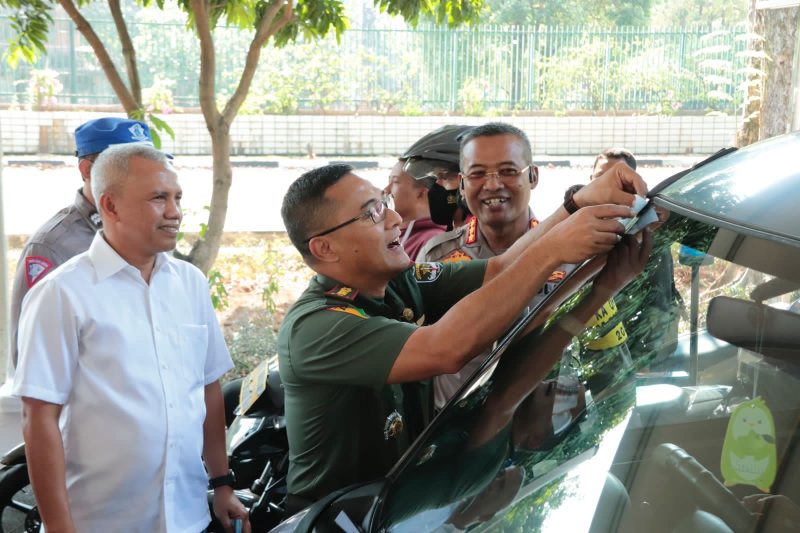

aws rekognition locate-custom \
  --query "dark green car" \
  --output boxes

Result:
[273,132,800,533]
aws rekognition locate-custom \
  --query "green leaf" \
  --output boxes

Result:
[149,127,162,149]
[149,113,176,140]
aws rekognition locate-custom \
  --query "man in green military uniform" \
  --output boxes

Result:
[279,161,646,508]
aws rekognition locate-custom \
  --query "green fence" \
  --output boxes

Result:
[0,16,749,114]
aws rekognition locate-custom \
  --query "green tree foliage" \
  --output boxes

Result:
[481,0,653,27]
[650,0,748,28]
[1,0,480,274]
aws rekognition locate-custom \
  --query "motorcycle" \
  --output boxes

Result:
[0,357,287,533]
[208,357,289,531]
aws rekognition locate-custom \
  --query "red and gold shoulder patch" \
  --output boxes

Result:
[547,270,566,282]
[25,256,54,288]
[326,306,368,319]
[465,216,478,245]
[530,217,539,230]
[442,250,472,264]
[325,285,359,301]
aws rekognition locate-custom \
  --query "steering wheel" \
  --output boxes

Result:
[653,443,756,533]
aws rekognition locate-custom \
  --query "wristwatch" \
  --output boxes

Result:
[563,184,584,215]
[209,470,236,489]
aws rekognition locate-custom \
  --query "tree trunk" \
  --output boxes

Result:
[188,122,232,274]
[737,0,765,147]
[758,6,799,140]
[739,3,799,147]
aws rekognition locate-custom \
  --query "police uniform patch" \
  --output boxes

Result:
[90,212,102,228]
[384,410,404,440]
[414,262,443,283]
[326,306,368,319]
[443,250,472,264]
[325,285,359,301]
[25,256,53,288]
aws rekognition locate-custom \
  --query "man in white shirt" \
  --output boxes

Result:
[13,143,250,532]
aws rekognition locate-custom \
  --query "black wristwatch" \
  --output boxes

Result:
[563,184,585,215]
[209,470,236,489]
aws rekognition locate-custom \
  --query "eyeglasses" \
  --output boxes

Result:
[462,165,531,186]
[304,194,395,242]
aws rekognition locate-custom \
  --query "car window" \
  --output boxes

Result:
[378,209,800,533]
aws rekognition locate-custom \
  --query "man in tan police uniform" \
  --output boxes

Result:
[419,122,580,408]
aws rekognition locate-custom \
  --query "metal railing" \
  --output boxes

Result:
[0,16,749,114]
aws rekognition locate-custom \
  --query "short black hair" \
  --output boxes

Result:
[459,122,532,169]
[594,147,637,171]
[282,164,353,260]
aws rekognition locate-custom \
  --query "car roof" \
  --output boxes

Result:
[656,132,800,244]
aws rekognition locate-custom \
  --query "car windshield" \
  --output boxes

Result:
[377,205,800,533]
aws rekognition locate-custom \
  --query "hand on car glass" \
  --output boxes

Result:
[546,204,629,264]
[576,161,648,209]
[212,487,251,533]
[593,229,652,297]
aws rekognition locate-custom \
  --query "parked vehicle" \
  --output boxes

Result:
[209,358,289,532]
[272,132,800,532]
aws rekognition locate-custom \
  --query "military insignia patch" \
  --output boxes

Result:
[325,285,359,301]
[384,410,404,440]
[326,306,368,319]
[25,256,53,288]
[90,212,102,227]
[414,262,443,283]
[402,308,415,322]
[443,250,471,264]
[530,217,539,229]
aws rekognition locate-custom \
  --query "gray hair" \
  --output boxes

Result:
[91,143,171,202]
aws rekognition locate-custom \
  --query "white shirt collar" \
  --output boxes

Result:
[88,232,173,282]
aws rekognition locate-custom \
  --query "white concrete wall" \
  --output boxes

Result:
[1,111,739,156]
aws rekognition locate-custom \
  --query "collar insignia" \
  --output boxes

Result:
[384,410,404,440]
[530,217,539,229]
[90,212,102,227]
[547,270,566,282]
[402,308,414,322]
[465,216,478,245]
[325,285,358,301]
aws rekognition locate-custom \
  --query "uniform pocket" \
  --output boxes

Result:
[179,324,208,385]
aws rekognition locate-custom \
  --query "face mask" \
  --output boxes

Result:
[428,183,460,228]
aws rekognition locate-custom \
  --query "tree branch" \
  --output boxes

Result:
[107,0,142,105]
[222,0,294,123]
[58,0,138,113]
[190,0,222,131]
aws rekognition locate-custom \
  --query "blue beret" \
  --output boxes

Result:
[74,117,154,157]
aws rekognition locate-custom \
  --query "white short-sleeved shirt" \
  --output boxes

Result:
[13,232,233,533]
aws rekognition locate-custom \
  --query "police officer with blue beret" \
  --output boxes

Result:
[2,118,155,404]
